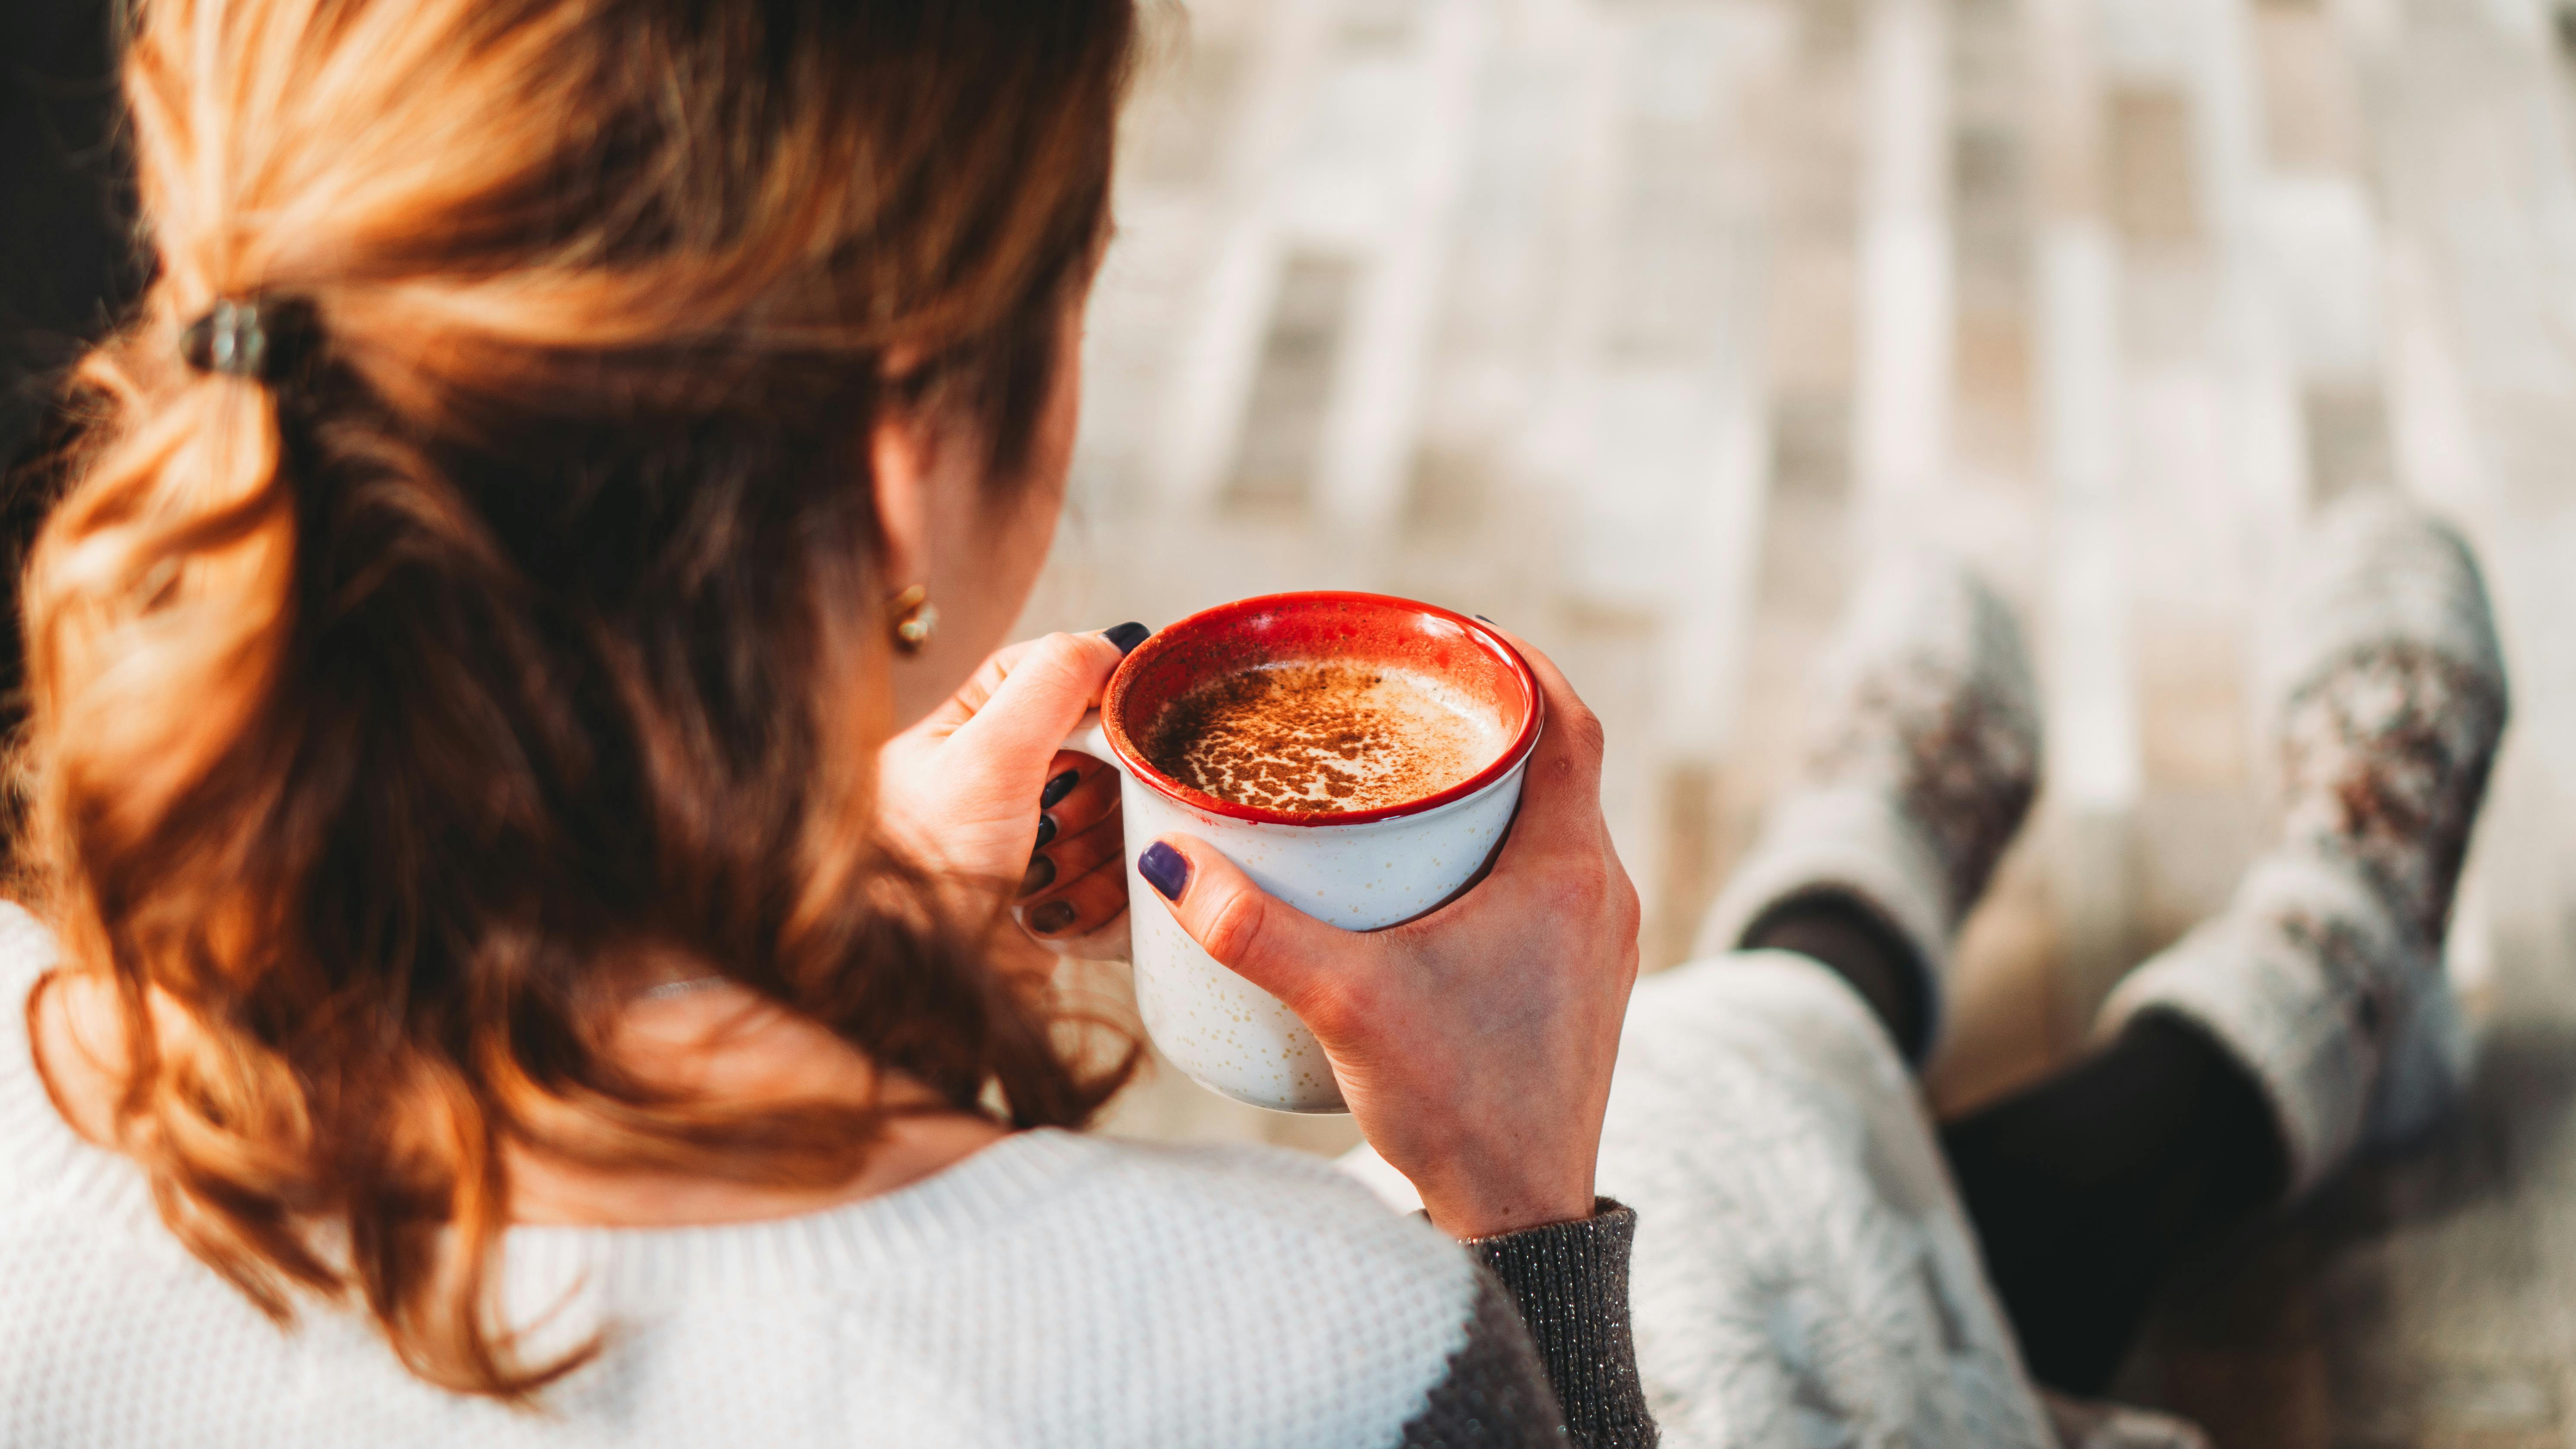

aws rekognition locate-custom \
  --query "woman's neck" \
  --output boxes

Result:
[30,970,1007,1229]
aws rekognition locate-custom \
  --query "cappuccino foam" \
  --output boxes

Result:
[1142,662,1507,815]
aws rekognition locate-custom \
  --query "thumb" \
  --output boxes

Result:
[1138,837,1372,1019]
[946,631,1125,761]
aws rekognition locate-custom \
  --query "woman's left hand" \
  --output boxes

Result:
[1132,633,1639,1238]
[876,627,1146,955]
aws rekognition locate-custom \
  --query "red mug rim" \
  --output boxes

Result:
[1097,592,1545,828]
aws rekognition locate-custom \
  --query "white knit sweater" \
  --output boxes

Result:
[0,907,1503,1448]
[5,899,2212,1449]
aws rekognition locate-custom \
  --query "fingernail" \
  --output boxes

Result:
[1138,841,1189,901]
[1101,621,1151,655]
[1040,769,1080,808]
[1028,900,1077,935]
[1033,813,1058,850]
[1019,854,1057,898]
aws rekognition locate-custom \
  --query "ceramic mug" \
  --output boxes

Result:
[1062,592,1543,1112]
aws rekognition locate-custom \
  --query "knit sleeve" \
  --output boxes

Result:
[1396,1201,1658,1449]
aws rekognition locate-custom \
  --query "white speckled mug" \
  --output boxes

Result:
[1064,592,1542,1113]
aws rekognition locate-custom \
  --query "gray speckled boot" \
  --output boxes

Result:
[1694,554,2043,1060]
[2097,497,2509,1197]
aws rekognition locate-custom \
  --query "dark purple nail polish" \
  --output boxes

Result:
[1019,854,1057,898]
[1033,813,1058,850]
[1028,900,1077,935]
[1102,621,1151,655]
[1138,841,1189,901]
[1040,769,1080,809]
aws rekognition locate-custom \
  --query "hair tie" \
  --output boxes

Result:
[179,296,319,383]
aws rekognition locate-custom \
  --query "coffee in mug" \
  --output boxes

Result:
[1139,662,1511,816]
[1063,592,1541,1112]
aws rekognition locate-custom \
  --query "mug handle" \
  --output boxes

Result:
[1061,710,1113,762]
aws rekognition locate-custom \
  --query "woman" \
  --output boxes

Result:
[0,0,2512,1446]
[3,2,1649,1444]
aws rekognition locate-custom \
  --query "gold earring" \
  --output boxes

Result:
[888,584,939,655]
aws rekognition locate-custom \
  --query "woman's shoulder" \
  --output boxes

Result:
[528,1130,1485,1445]
[1008,1128,1471,1290]
[1013,1131,1486,1338]
[1060,1131,1411,1217]
[882,1131,1486,1445]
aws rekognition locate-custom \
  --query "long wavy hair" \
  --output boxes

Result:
[18,0,1138,1400]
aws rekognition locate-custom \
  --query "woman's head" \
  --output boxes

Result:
[22,0,1136,1398]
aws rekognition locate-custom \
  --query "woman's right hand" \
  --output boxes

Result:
[1136,635,1642,1240]
[875,629,1140,955]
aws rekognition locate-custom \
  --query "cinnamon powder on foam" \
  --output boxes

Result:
[1141,662,1505,815]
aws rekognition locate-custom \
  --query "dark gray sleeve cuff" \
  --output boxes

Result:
[1461,1199,1656,1449]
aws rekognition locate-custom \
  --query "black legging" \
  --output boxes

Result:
[1746,893,2287,1394]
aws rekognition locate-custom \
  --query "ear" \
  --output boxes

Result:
[870,407,934,595]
